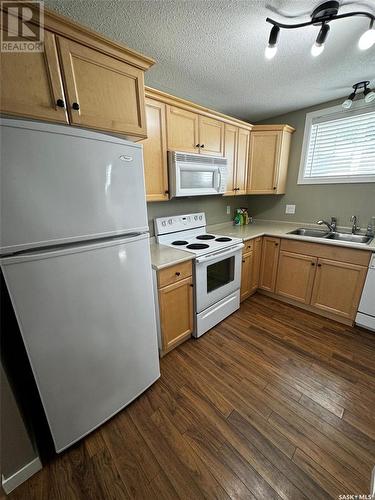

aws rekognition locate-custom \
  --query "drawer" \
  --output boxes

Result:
[243,239,254,254]
[280,239,371,267]
[158,260,193,288]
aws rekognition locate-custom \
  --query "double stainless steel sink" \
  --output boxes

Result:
[288,228,373,244]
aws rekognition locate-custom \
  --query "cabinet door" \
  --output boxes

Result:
[276,251,317,304]
[248,131,281,194]
[250,237,262,293]
[236,128,250,195]
[199,116,224,156]
[0,30,68,123]
[57,37,147,138]
[159,277,193,353]
[224,124,238,195]
[166,106,199,153]
[240,251,252,302]
[143,99,168,202]
[311,259,367,320]
[259,237,280,292]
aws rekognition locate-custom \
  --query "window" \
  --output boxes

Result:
[298,104,375,184]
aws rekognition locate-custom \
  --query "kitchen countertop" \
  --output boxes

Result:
[208,220,375,252]
[150,241,194,270]
[150,219,375,271]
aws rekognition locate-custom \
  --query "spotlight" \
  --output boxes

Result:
[364,87,375,103]
[265,25,279,59]
[358,21,375,50]
[342,92,356,109]
[311,23,329,57]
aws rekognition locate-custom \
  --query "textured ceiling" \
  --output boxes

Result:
[44,0,375,121]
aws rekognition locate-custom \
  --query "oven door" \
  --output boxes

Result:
[195,243,244,313]
[173,164,222,197]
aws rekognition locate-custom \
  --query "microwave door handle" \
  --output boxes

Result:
[215,169,221,189]
[196,243,244,264]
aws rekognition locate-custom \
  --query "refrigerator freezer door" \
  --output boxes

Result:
[1,233,160,452]
[1,119,148,254]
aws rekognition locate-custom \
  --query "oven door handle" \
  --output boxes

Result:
[196,243,244,264]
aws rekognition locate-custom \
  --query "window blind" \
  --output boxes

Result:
[303,110,375,179]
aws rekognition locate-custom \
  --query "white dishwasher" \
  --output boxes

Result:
[356,253,375,332]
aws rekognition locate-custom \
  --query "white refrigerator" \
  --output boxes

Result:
[0,119,160,452]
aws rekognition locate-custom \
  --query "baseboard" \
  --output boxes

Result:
[1,457,42,494]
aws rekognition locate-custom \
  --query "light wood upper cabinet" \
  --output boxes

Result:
[142,98,168,202]
[57,37,147,137]
[158,276,193,354]
[247,125,294,195]
[224,124,238,195]
[259,237,280,292]
[236,128,250,195]
[198,116,224,156]
[0,30,68,123]
[224,125,250,195]
[310,259,367,320]
[166,105,199,153]
[276,251,317,304]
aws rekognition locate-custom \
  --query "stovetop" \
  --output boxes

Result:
[154,212,242,256]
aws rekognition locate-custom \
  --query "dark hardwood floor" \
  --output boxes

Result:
[9,294,375,499]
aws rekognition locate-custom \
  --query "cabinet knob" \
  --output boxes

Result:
[311,262,315,266]
[273,187,277,190]
[190,283,194,287]
[195,144,200,148]
[201,144,205,148]
[317,263,322,267]
[72,102,80,110]
[175,272,181,276]
[164,190,169,194]
[275,243,279,246]
[242,259,245,263]
[56,98,65,108]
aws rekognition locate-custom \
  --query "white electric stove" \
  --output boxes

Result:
[155,213,244,337]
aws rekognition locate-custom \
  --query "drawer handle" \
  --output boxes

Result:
[175,272,181,276]
[72,102,80,110]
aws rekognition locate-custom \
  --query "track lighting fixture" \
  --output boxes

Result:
[265,1,375,59]
[342,81,375,109]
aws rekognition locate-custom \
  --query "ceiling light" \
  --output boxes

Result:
[265,25,279,59]
[364,87,375,103]
[342,92,355,109]
[265,1,375,59]
[342,81,375,109]
[358,21,375,50]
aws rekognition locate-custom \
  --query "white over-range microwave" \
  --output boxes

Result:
[168,151,228,197]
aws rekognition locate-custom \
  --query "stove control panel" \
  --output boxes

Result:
[155,212,206,236]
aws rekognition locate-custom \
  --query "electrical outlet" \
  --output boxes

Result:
[285,204,296,214]
[226,206,231,215]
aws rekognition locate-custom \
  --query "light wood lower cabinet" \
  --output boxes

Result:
[142,98,168,201]
[156,261,193,355]
[259,237,280,292]
[276,251,317,304]
[240,237,262,302]
[310,259,367,320]
[0,30,68,123]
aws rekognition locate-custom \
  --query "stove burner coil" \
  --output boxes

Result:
[215,237,232,242]
[196,234,215,240]
[171,240,188,245]
[186,243,210,249]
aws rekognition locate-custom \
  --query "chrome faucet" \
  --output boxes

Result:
[316,217,337,232]
[351,215,360,234]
